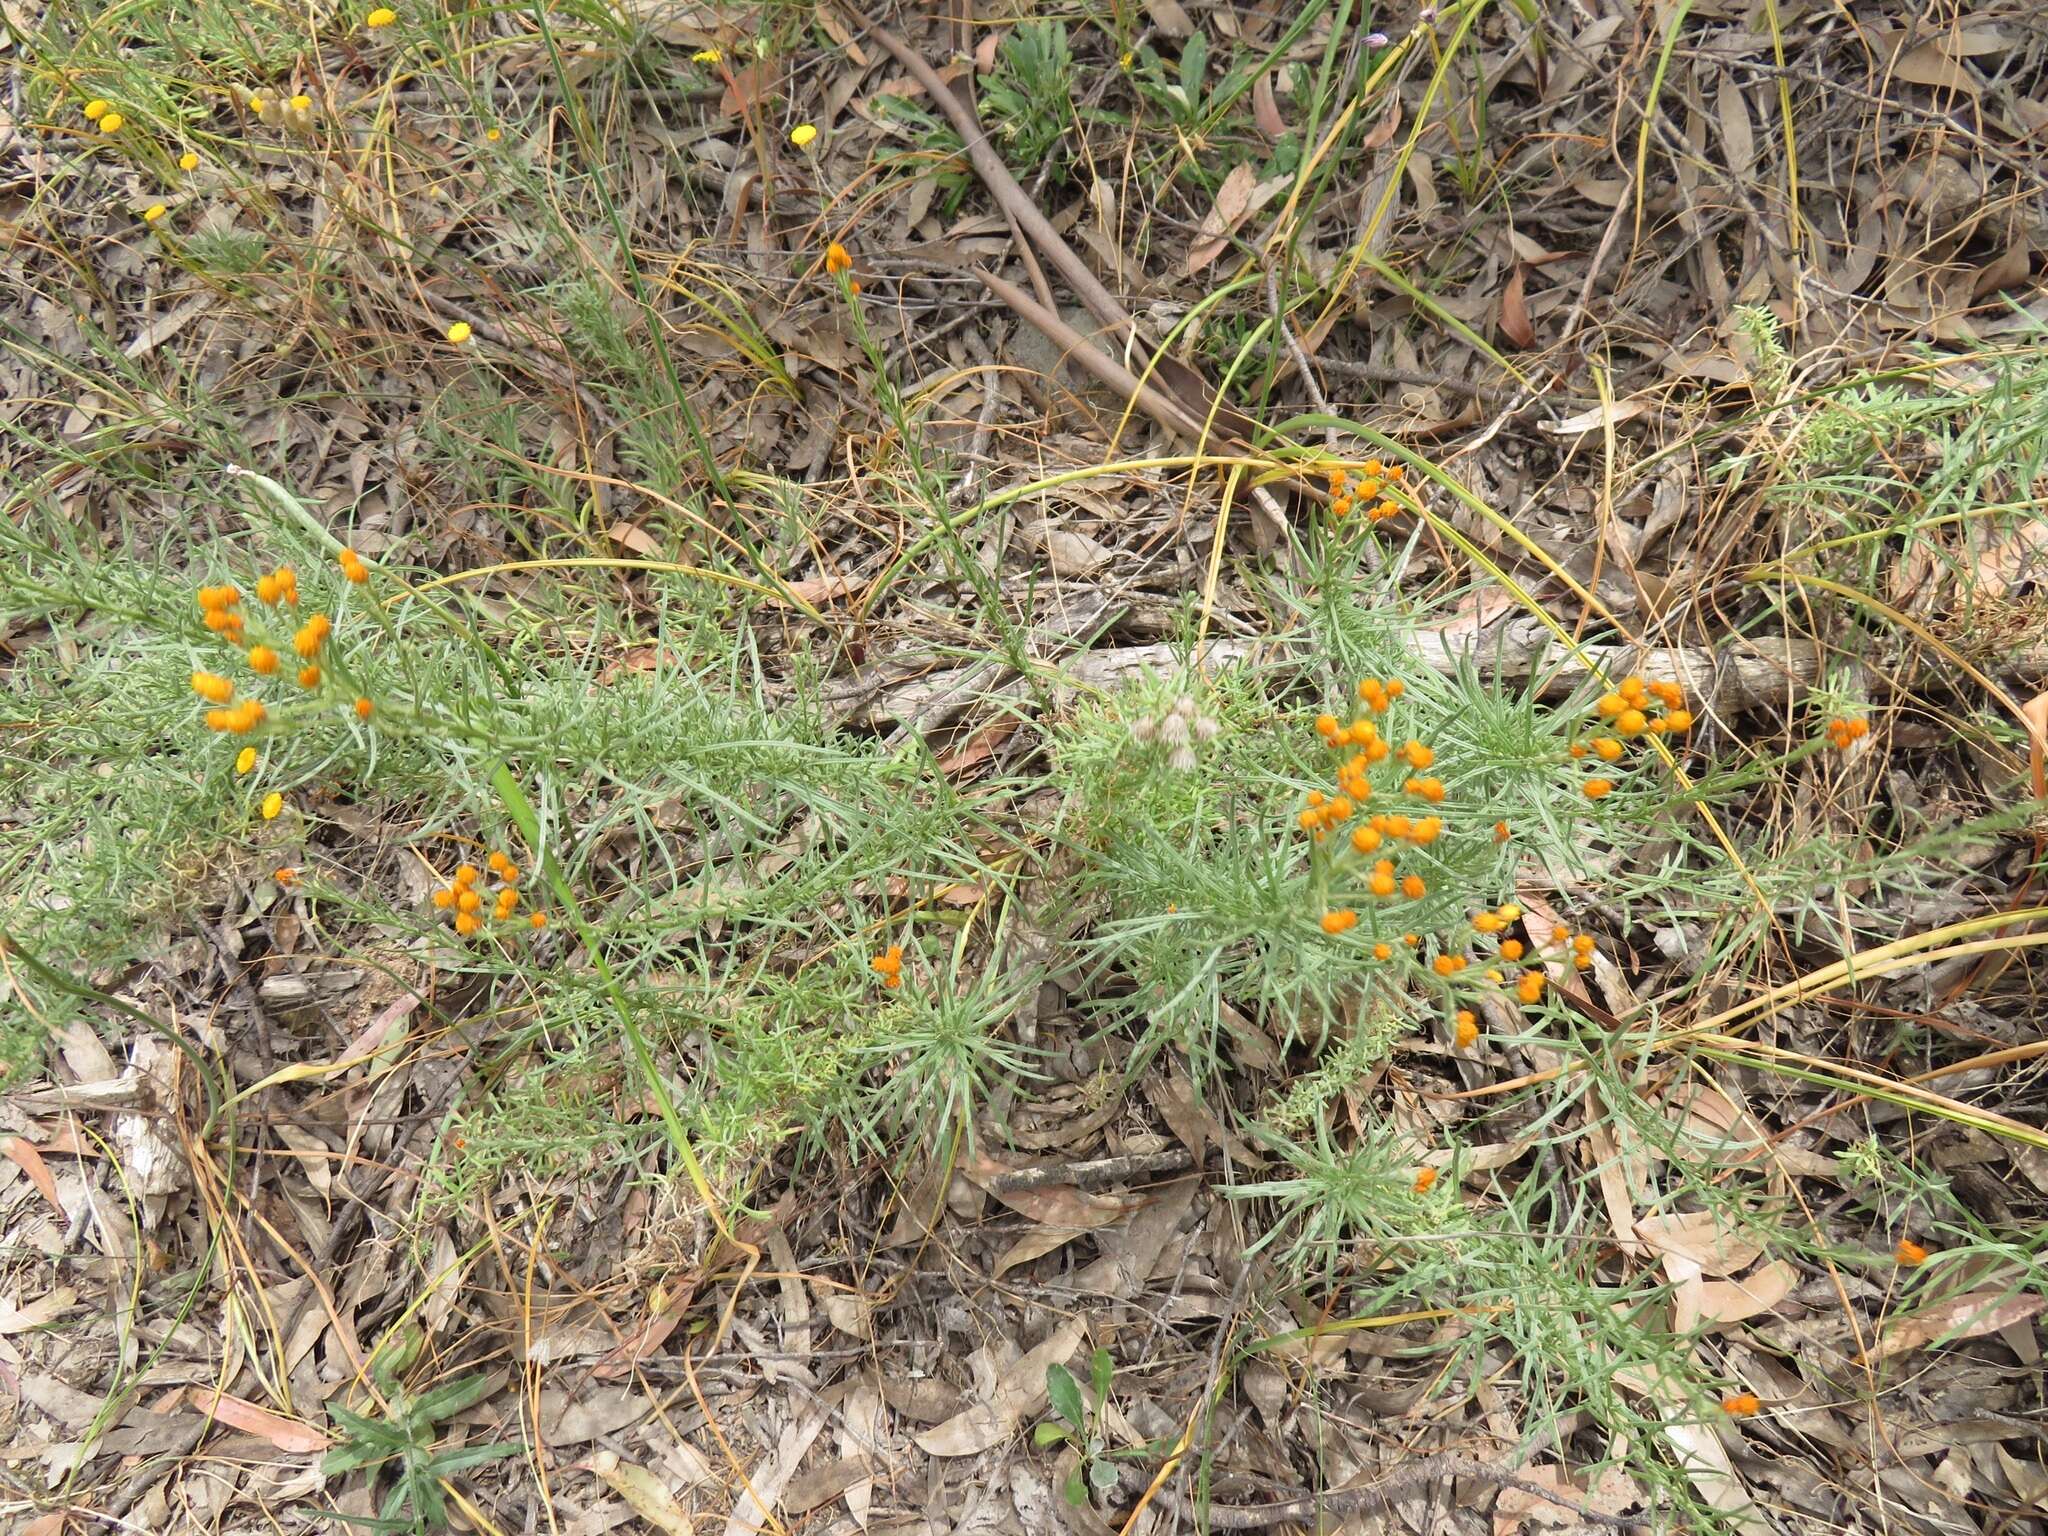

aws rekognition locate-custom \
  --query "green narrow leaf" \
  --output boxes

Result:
[324,1402,405,1448]
[1090,1347,1113,1404]
[1063,1465,1089,1506]
[409,1372,499,1426]
[425,1441,523,1476]
[321,1441,396,1477]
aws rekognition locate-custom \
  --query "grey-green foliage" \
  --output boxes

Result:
[982,20,1076,176]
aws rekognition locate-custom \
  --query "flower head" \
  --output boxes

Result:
[789,123,818,149]
[871,943,904,988]
[179,151,199,171]
[366,6,397,26]
[84,99,110,121]
[192,671,234,703]
[261,791,284,819]
[143,203,167,224]
[99,113,125,134]
[235,746,258,774]
[338,548,369,583]
[1894,1237,1929,1266]
[825,240,852,275]
[692,47,721,64]
[353,696,374,719]
[1721,1392,1761,1417]
[445,320,472,345]
[1413,1166,1438,1194]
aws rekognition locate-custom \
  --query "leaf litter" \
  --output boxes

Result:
[4,1,2048,1533]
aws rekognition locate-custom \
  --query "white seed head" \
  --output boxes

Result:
[1173,693,1198,718]
[1131,718,1156,744]
[1192,715,1220,741]
[1167,745,1197,773]
[1159,713,1190,746]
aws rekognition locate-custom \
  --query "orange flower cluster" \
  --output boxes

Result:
[198,584,245,642]
[1325,459,1409,522]
[1826,716,1869,751]
[1306,680,1454,931]
[1894,1237,1929,1266]
[1453,1009,1478,1047]
[1572,675,1692,797]
[1721,1392,1762,1418]
[432,852,531,937]
[339,547,371,584]
[1413,1166,1439,1194]
[255,565,299,606]
[871,944,905,989]
[192,553,370,739]
[1546,923,1597,971]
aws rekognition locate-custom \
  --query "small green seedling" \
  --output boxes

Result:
[321,1342,521,1533]
[1036,1349,1120,1504]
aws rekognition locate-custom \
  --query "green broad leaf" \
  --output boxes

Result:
[1179,33,1208,103]
[1089,1347,1113,1405]
[1045,1362,1085,1432]
[1033,1420,1072,1448]
[1088,1458,1121,1491]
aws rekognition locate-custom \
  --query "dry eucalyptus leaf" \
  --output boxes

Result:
[914,1319,1085,1456]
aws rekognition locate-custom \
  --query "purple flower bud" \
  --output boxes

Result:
[1366,31,1389,45]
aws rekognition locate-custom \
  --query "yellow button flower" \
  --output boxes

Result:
[99,112,124,133]
[235,747,258,774]
[446,321,472,345]
[789,123,817,149]
[178,151,199,171]
[366,6,397,25]
[84,99,110,121]
[261,791,284,819]
[143,203,167,224]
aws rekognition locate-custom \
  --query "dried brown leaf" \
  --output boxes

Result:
[204,1391,330,1452]
[1253,72,1286,140]
[1695,1259,1797,1327]
[1186,163,1258,276]
[1499,264,1534,349]
[587,1451,695,1536]
[1634,1211,1763,1277]
[914,1320,1085,1456]
[1867,1290,2048,1363]
[3,1138,62,1212]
